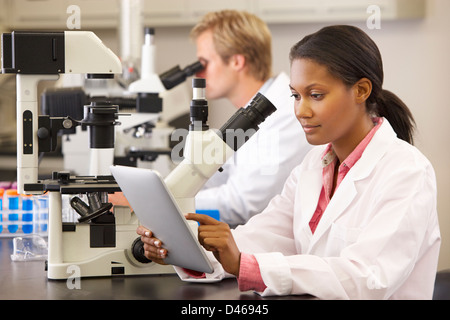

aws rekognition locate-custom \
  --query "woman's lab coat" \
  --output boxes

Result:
[178,118,441,299]
[195,72,312,226]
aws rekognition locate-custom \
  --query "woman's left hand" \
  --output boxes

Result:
[186,213,241,277]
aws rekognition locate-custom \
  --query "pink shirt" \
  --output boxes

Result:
[309,118,382,233]
[238,118,383,292]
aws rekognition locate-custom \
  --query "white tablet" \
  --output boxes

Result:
[110,165,214,274]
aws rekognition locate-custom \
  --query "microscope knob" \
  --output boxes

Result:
[37,127,50,139]
[131,237,152,264]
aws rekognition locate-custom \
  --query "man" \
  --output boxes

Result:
[191,10,311,226]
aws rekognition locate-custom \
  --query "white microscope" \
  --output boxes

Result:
[1,30,174,279]
[1,31,276,280]
[118,78,277,266]
[1,30,123,192]
[114,27,203,176]
[164,78,277,215]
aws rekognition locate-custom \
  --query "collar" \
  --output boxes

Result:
[321,117,383,169]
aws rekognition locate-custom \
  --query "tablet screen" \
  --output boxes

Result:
[110,165,214,274]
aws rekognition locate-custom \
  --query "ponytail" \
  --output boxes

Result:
[290,25,416,145]
[373,90,415,145]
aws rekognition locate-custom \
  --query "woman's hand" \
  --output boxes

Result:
[186,213,241,277]
[136,225,167,265]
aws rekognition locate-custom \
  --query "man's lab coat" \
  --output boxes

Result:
[179,119,441,299]
[195,72,312,226]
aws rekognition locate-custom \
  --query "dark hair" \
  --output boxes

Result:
[289,25,415,144]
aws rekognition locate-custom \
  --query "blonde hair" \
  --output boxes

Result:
[190,10,272,81]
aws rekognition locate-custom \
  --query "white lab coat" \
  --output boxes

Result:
[178,119,441,299]
[195,72,312,226]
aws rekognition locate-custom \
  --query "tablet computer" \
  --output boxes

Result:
[110,165,214,274]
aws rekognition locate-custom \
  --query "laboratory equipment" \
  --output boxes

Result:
[114,27,202,175]
[48,27,204,176]
[165,78,276,214]
[21,195,34,234]
[117,78,276,275]
[1,30,174,279]
[1,30,121,193]
[159,61,204,91]
[10,235,48,261]
[0,189,48,237]
[110,166,214,274]
[6,190,19,233]
[0,30,274,280]
[116,25,204,173]
[128,27,165,113]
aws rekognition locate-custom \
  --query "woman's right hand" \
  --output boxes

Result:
[136,225,168,265]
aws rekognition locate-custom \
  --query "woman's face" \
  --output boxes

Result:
[289,58,371,154]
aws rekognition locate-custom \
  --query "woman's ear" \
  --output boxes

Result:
[354,78,372,104]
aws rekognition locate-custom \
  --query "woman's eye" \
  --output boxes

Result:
[311,93,324,100]
[290,93,300,100]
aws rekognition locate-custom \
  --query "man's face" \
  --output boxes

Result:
[195,29,238,101]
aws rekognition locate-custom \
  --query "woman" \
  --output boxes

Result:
[138,25,440,299]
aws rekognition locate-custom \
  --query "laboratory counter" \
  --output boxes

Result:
[0,237,312,302]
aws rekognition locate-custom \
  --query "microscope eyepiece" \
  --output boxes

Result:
[190,78,208,131]
[219,92,276,151]
[183,61,204,77]
[159,61,204,90]
[245,92,277,125]
[192,77,206,88]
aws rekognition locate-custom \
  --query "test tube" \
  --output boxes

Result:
[38,195,49,234]
[7,190,19,233]
[22,195,34,234]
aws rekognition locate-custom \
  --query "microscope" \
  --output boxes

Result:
[164,78,276,215]
[115,26,203,175]
[114,78,276,268]
[1,30,174,279]
[1,31,123,192]
[53,27,204,176]
[1,31,276,280]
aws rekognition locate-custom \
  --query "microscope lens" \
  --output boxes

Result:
[246,93,277,123]
[70,197,90,217]
[87,193,102,211]
[218,93,276,151]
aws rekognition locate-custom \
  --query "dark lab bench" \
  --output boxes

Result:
[0,237,311,302]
